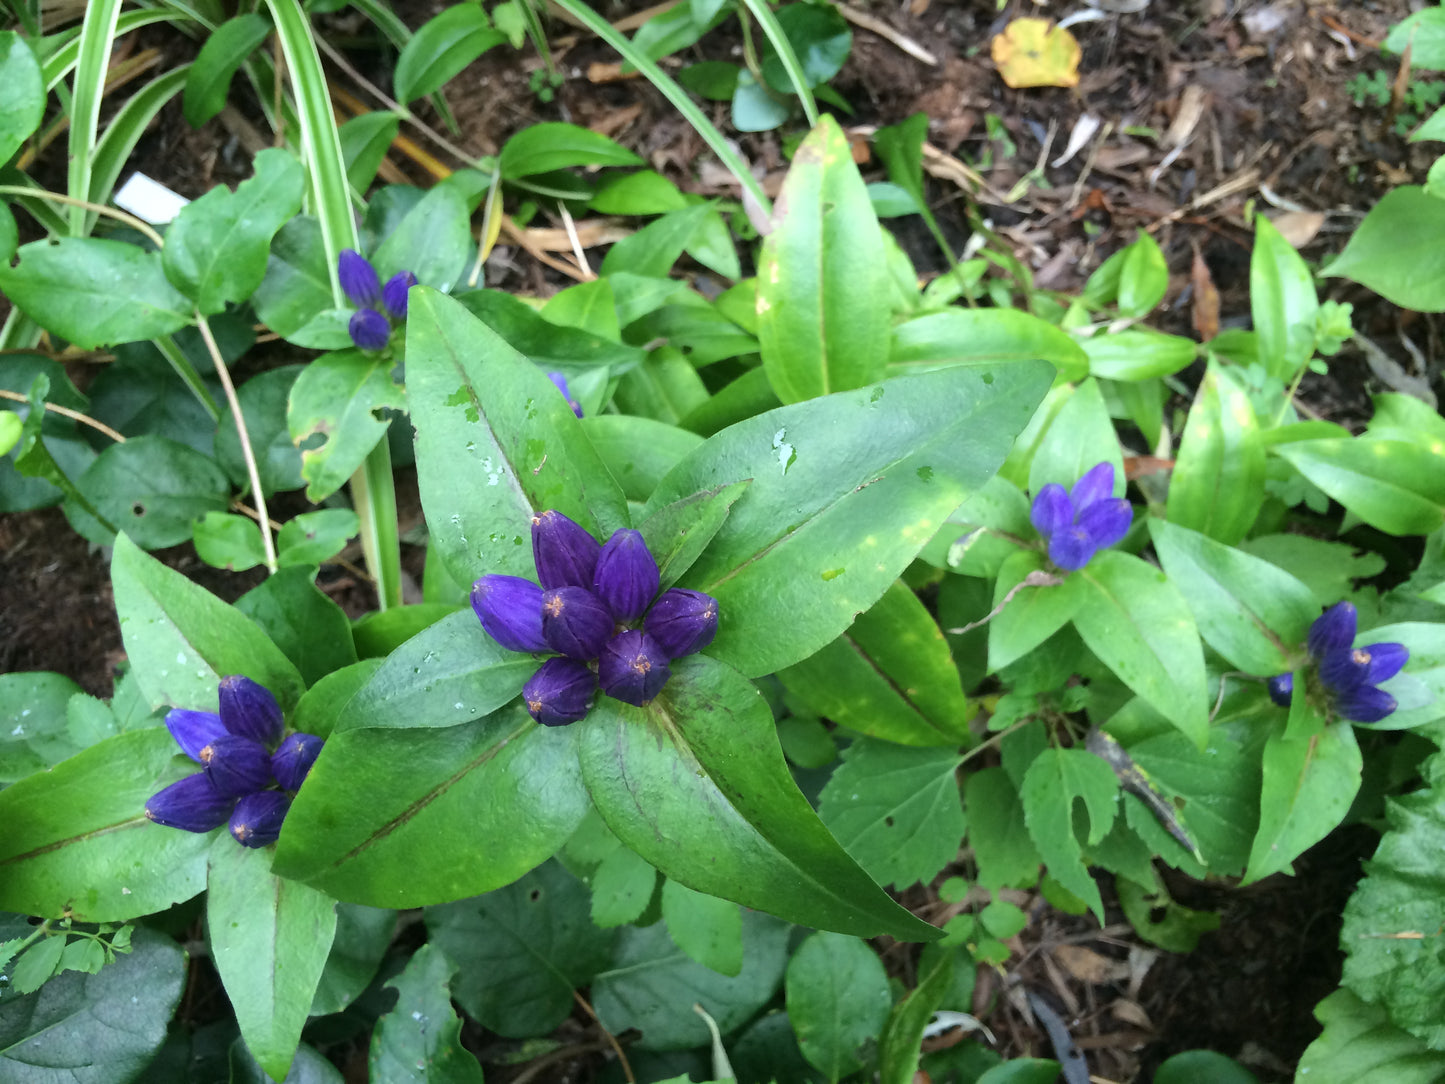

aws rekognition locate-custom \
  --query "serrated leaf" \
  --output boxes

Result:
[288,349,406,503]
[1296,988,1445,1082]
[369,943,484,1083]
[1020,748,1120,922]
[964,767,1042,891]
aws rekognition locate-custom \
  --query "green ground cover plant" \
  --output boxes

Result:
[1,2,1444,1082]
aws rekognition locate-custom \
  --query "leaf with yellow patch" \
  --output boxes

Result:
[991,18,1081,89]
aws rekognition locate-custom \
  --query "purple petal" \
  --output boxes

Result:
[165,709,227,763]
[338,249,382,308]
[598,630,672,706]
[547,372,583,417]
[348,308,391,351]
[532,510,601,590]
[593,529,660,623]
[1029,484,1073,538]
[1047,525,1097,571]
[382,270,416,320]
[1309,602,1357,659]
[1335,684,1398,724]
[1074,496,1133,552]
[1318,647,1371,695]
[541,586,615,660]
[199,734,276,798]
[470,574,548,653]
[145,773,236,833]
[1266,673,1294,708]
[523,657,597,726]
[218,676,283,745]
[1361,642,1408,685]
[271,733,324,792]
[230,791,292,848]
[1069,461,1117,510]
[643,589,719,659]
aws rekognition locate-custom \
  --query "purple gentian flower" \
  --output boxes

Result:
[471,510,719,725]
[1268,602,1408,723]
[146,677,322,846]
[339,249,383,308]
[382,271,417,320]
[349,308,391,351]
[548,371,584,418]
[339,252,415,351]
[1029,462,1133,571]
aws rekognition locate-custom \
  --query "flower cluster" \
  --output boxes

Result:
[1268,602,1407,723]
[144,676,323,848]
[339,249,416,352]
[471,511,719,725]
[1029,462,1133,572]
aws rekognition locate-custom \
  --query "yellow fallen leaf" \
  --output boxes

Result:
[991,18,1081,89]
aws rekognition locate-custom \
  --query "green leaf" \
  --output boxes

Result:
[877,948,956,1084]
[590,845,657,928]
[1297,988,1445,1083]
[64,435,229,550]
[661,879,743,977]
[352,605,459,660]
[111,533,304,713]
[0,204,15,270]
[1081,329,1196,381]
[208,840,337,1082]
[1274,438,1445,536]
[817,740,965,889]
[393,3,503,104]
[987,549,1083,673]
[291,660,383,741]
[373,183,473,291]
[193,511,267,572]
[499,122,644,177]
[333,610,535,732]
[592,911,789,1051]
[1020,747,1120,922]
[10,934,65,995]
[163,148,304,315]
[339,111,400,193]
[273,708,589,906]
[0,728,212,921]
[644,362,1052,678]
[1323,188,1445,312]
[1166,361,1265,544]
[456,288,645,373]
[1074,550,1209,747]
[964,767,1042,891]
[87,340,222,454]
[277,509,359,569]
[1026,377,1123,500]
[732,69,791,132]
[1244,721,1361,884]
[759,2,850,90]
[369,943,484,1083]
[311,903,395,1015]
[182,13,273,127]
[0,32,44,164]
[781,580,976,746]
[0,239,193,349]
[889,308,1089,383]
[757,116,888,402]
[0,671,83,784]
[425,861,615,1037]
[975,1059,1064,1084]
[601,201,715,278]
[1149,520,1316,675]
[288,349,406,503]
[1117,230,1168,317]
[406,288,630,582]
[1155,1050,1259,1084]
[0,928,185,1079]
[1386,7,1445,67]
[235,567,357,689]
[253,216,334,339]
[785,931,891,1082]
[216,366,305,497]
[636,480,749,588]
[579,654,940,940]
[1251,215,1319,379]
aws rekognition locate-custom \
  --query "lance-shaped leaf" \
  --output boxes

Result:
[1251,214,1319,380]
[1273,438,1445,536]
[111,534,303,714]
[1166,361,1265,544]
[1150,520,1316,675]
[781,580,975,747]
[272,707,589,907]
[0,728,212,921]
[877,948,956,1084]
[1243,720,1361,885]
[758,115,889,403]
[637,481,751,592]
[208,840,337,1083]
[1073,550,1209,748]
[987,549,1082,673]
[579,654,940,941]
[642,362,1053,679]
[288,349,406,504]
[163,148,305,314]
[407,288,630,583]
[334,611,538,732]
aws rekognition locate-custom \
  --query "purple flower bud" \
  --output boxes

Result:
[523,657,597,726]
[382,270,416,320]
[165,708,228,763]
[272,733,325,792]
[594,529,660,623]
[338,249,382,308]
[218,676,283,746]
[145,773,236,833]
[1028,484,1071,538]
[199,734,276,798]
[349,308,391,351]
[471,574,548,652]
[1308,602,1357,659]
[643,588,718,659]
[229,791,292,848]
[547,371,583,418]
[599,630,671,706]
[1335,683,1399,724]
[532,510,601,590]
[1266,673,1293,708]
[542,586,615,660]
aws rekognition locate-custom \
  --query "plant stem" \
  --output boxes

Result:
[196,312,277,573]
[0,185,166,249]
[153,335,222,421]
[351,439,403,610]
